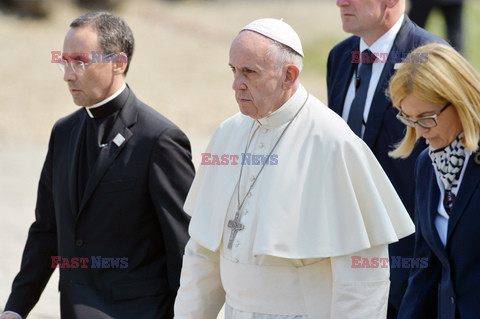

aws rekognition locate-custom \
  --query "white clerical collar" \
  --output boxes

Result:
[256,85,307,128]
[85,83,127,118]
[360,14,404,57]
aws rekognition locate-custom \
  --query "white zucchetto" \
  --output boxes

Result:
[241,18,304,57]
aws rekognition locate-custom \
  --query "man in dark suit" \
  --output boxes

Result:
[1,12,195,319]
[327,1,446,318]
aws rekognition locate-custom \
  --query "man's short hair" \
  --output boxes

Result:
[70,12,134,74]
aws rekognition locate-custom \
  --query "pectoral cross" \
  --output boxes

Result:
[227,211,244,249]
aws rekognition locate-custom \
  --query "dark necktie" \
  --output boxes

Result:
[347,49,375,137]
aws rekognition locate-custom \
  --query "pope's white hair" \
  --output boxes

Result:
[265,38,303,72]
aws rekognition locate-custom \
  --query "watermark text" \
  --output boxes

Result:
[51,51,128,63]
[351,51,429,64]
[51,256,128,269]
[351,256,428,269]
[201,153,278,166]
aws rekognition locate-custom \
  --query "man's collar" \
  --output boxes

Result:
[84,83,127,119]
[85,83,127,118]
[256,85,307,128]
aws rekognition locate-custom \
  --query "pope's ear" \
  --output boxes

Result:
[283,64,300,90]
[112,52,128,75]
[385,0,400,9]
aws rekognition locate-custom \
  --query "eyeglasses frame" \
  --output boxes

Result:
[396,102,452,128]
[57,53,116,74]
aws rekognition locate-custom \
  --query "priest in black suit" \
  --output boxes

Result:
[1,12,195,319]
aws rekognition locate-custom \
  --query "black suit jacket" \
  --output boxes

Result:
[5,86,195,318]
[327,15,446,313]
[399,148,480,319]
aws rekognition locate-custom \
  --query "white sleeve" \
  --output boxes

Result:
[174,239,226,319]
[330,244,390,319]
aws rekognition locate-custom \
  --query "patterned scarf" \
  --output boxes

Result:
[428,132,466,212]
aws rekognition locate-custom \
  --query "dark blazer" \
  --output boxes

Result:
[327,15,446,314]
[399,148,480,319]
[4,87,195,318]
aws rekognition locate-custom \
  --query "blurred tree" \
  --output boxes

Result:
[0,0,50,18]
[73,0,124,10]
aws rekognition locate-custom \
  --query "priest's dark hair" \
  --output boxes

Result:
[70,11,135,75]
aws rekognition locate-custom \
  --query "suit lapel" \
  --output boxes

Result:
[330,41,358,115]
[363,66,393,147]
[363,15,414,148]
[77,89,137,216]
[421,168,449,263]
[68,113,87,214]
[447,152,480,240]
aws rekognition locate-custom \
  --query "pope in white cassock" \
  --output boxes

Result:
[174,18,415,319]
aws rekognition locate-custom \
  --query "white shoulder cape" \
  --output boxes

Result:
[185,88,414,258]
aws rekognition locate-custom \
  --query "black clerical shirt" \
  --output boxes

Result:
[77,86,129,202]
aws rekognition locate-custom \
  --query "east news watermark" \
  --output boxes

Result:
[351,51,429,64]
[351,256,428,269]
[51,51,128,63]
[201,153,278,166]
[51,256,128,269]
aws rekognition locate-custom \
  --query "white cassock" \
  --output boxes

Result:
[174,85,415,319]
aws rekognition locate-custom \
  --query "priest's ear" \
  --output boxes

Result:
[282,64,300,90]
[112,52,128,75]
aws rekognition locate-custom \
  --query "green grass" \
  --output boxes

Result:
[303,36,343,78]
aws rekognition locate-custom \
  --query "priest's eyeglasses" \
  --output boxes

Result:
[57,53,115,74]
[396,102,451,128]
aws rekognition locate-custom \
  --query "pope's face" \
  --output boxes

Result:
[62,26,116,107]
[400,94,463,149]
[229,31,286,119]
[336,0,387,38]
